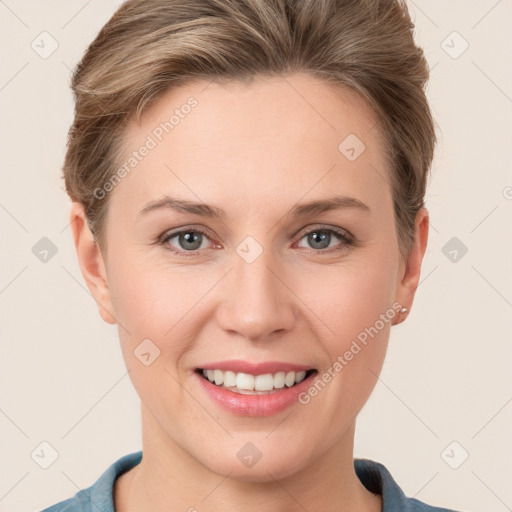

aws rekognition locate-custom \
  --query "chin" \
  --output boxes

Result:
[198,445,309,483]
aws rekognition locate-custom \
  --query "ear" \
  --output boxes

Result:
[69,202,117,325]
[393,207,429,325]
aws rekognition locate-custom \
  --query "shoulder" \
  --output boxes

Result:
[38,451,143,512]
[39,492,90,512]
[354,458,464,512]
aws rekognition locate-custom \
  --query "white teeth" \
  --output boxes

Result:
[223,370,237,387]
[274,371,285,389]
[285,371,295,387]
[254,373,274,391]
[295,370,306,384]
[200,368,312,392]
[213,369,224,386]
[236,372,255,390]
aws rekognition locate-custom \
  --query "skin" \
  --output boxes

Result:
[70,73,429,512]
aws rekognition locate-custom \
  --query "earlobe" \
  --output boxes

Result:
[69,202,117,325]
[393,207,429,325]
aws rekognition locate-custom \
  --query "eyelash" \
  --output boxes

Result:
[157,225,355,258]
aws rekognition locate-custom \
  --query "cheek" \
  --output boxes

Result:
[108,252,201,333]
[107,256,222,382]
[296,252,397,407]
[302,252,398,346]
[108,264,199,417]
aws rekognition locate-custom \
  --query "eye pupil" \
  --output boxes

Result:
[309,231,330,249]
[180,231,202,250]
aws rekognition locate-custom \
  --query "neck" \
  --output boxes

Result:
[115,406,381,512]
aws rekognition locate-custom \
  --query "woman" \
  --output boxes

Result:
[43,0,463,510]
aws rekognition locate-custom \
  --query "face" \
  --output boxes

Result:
[73,73,426,481]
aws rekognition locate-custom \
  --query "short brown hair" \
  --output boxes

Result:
[63,0,436,257]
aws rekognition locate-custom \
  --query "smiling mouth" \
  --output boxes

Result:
[195,368,317,395]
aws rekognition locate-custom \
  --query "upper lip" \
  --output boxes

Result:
[196,359,315,374]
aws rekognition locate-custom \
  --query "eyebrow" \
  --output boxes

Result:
[138,194,370,219]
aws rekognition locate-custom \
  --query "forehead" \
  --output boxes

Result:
[126,73,382,152]
[113,73,391,217]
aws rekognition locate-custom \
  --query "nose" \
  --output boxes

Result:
[216,245,296,342]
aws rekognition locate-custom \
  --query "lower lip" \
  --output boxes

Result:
[194,371,317,417]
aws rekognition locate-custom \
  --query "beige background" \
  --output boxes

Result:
[1,1,511,511]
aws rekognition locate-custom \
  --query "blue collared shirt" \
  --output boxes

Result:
[40,451,462,511]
